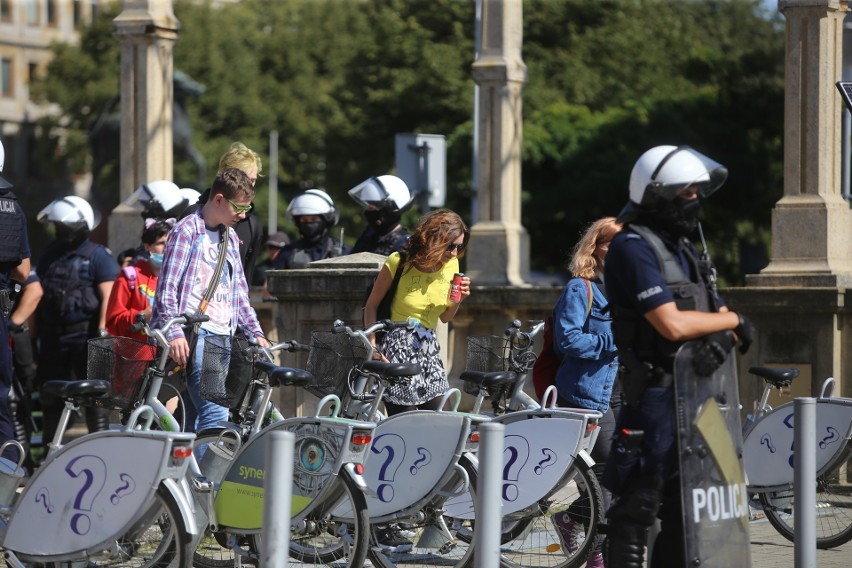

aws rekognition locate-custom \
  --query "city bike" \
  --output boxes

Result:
[0,378,196,567]
[743,366,852,548]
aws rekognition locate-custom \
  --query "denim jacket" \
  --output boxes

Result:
[553,277,619,413]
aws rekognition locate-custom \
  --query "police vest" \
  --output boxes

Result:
[289,236,343,269]
[612,224,715,369]
[40,240,101,323]
[0,190,23,264]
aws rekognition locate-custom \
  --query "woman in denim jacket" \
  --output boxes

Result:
[551,217,621,568]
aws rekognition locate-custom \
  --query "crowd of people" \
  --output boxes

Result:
[0,135,756,567]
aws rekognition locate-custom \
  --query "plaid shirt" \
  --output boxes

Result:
[151,209,262,343]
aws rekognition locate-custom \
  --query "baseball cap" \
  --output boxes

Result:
[265,231,290,248]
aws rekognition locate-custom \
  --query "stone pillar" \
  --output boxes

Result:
[109,0,179,254]
[731,0,851,402]
[468,0,530,286]
[750,0,852,287]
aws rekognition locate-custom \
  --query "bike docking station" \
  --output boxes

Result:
[793,397,816,568]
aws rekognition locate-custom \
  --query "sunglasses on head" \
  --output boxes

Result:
[446,243,466,252]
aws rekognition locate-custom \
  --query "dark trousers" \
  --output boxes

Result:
[36,328,109,445]
[0,315,19,461]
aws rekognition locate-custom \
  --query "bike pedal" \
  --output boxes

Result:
[438,540,457,555]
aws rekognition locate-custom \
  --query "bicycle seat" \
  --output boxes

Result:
[748,366,799,388]
[361,360,421,378]
[459,370,516,388]
[254,361,313,387]
[41,380,111,400]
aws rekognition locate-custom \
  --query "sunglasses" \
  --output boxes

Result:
[446,243,466,252]
[226,197,253,214]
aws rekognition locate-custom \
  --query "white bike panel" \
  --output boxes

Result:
[445,415,583,519]
[743,399,852,489]
[4,436,167,555]
[362,412,467,517]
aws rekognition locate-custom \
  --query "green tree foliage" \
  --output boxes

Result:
[33,0,783,284]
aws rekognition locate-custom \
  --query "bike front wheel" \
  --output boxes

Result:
[759,444,852,549]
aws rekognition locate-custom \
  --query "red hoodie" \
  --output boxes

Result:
[105,258,158,342]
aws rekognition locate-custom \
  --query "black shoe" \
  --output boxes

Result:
[376,525,413,553]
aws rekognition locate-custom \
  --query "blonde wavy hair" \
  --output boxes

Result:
[404,209,469,272]
[569,217,622,280]
[218,142,263,177]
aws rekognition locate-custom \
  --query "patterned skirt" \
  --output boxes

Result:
[379,326,448,406]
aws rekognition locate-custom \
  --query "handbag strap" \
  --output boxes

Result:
[583,278,594,320]
[384,251,407,306]
[198,225,229,315]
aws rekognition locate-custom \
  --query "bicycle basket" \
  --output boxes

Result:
[87,337,157,411]
[305,331,370,399]
[200,335,253,408]
[464,335,510,395]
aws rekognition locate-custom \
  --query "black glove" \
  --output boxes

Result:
[734,313,754,354]
[693,331,735,377]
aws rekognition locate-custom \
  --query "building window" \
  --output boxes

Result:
[73,0,81,26]
[26,0,38,26]
[1,58,13,97]
[47,0,57,27]
[0,0,12,23]
[90,0,98,23]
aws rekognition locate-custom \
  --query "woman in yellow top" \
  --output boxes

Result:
[364,209,472,415]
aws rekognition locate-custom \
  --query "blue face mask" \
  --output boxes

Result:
[149,252,164,266]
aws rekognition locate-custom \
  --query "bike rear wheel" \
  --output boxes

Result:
[759,444,852,549]
[497,459,603,568]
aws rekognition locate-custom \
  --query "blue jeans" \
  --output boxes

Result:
[185,328,229,434]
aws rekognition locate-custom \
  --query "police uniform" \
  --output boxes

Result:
[602,224,720,568]
[273,234,349,269]
[36,237,117,443]
[0,187,30,460]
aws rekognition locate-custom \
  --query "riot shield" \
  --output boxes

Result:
[674,341,751,567]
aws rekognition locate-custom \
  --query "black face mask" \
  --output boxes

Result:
[55,224,89,248]
[298,220,326,244]
[364,209,401,235]
[647,197,701,237]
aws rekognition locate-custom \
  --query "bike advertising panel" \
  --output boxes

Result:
[674,342,751,567]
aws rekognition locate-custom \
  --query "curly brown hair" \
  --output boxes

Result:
[403,209,470,272]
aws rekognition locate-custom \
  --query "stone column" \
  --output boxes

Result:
[467,0,530,286]
[749,0,852,287]
[109,0,180,254]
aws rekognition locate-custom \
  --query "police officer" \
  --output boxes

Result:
[348,175,413,255]
[601,145,753,568]
[0,138,32,461]
[272,189,349,269]
[35,196,117,445]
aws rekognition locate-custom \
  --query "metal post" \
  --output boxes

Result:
[262,430,295,568]
[476,422,504,568]
[269,130,279,234]
[794,397,816,568]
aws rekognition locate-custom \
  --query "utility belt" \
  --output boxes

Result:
[618,349,674,407]
[46,320,92,336]
[0,289,10,319]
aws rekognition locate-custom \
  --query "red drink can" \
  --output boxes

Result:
[449,273,464,303]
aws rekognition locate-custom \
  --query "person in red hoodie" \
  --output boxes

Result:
[106,218,174,340]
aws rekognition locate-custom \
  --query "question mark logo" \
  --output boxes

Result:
[534,448,556,474]
[503,435,530,502]
[819,427,840,449]
[760,433,776,453]
[65,455,107,535]
[783,412,795,468]
[111,473,137,505]
[409,447,432,475]
[35,487,54,513]
[370,434,406,503]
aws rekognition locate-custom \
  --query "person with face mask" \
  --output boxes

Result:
[601,146,754,568]
[272,189,349,269]
[35,195,118,446]
[105,218,174,341]
[348,175,413,256]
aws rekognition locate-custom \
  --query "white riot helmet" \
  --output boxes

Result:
[124,180,186,218]
[0,138,11,189]
[179,188,201,207]
[347,175,413,213]
[628,145,727,208]
[37,195,100,230]
[286,189,340,226]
